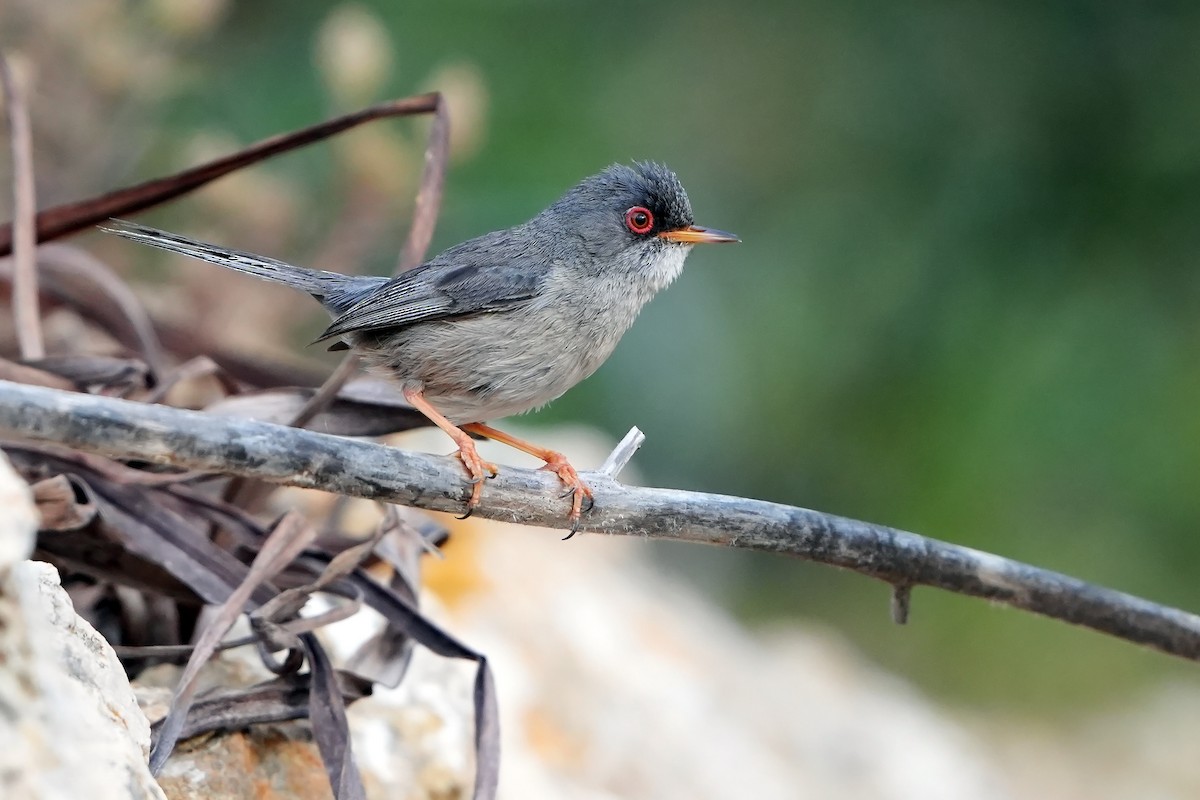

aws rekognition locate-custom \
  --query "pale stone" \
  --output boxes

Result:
[0,449,36,570]
[0,452,165,800]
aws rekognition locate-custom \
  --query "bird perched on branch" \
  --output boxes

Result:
[106,162,737,533]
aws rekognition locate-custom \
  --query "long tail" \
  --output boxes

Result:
[102,220,385,313]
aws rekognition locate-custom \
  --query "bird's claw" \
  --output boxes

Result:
[453,444,499,517]
[540,455,594,539]
[561,519,581,541]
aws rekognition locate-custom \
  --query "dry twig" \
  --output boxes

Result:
[3,378,1200,664]
[0,54,43,358]
[0,93,445,255]
[287,91,450,431]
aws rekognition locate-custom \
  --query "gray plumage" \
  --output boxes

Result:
[105,162,732,424]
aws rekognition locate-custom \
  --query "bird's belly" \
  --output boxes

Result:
[353,308,624,424]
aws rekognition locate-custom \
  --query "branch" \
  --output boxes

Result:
[1,54,43,358]
[396,91,449,274]
[2,379,1199,662]
[0,93,443,255]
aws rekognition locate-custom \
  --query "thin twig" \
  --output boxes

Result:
[35,243,168,376]
[288,354,362,430]
[2,379,1200,663]
[285,92,448,432]
[598,426,645,478]
[396,92,449,274]
[0,93,443,256]
[1,54,43,358]
[0,357,74,390]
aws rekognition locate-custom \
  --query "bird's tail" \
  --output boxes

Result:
[102,220,385,314]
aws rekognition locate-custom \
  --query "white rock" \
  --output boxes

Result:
[0,452,165,800]
[0,449,37,570]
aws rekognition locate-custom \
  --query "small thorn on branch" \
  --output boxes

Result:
[891,583,912,625]
[599,426,645,478]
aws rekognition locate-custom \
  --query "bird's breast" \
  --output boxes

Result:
[354,255,682,423]
[356,312,601,424]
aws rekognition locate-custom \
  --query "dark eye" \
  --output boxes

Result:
[624,206,654,235]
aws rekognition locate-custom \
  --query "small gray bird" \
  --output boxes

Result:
[106,162,737,530]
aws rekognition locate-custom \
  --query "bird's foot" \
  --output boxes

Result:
[453,442,499,519]
[539,453,594,539]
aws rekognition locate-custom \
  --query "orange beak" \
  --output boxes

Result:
[657,225,740,244]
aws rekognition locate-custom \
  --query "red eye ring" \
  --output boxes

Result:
[624,206,654,235]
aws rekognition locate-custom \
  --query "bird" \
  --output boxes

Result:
[105,162,738,533]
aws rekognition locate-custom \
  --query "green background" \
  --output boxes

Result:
[31,1,1200,710]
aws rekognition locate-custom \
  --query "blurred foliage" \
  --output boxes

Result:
[6,0,1200,711]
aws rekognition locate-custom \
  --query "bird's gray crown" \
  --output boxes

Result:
[545,162,695,235]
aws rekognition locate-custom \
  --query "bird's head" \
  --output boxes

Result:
[536,162,738,287]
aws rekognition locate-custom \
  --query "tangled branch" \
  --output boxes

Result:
[3,378,1199,663]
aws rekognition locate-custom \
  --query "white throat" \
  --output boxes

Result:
[643,244,691,294]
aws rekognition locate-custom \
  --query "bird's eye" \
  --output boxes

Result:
[624,206,654,235]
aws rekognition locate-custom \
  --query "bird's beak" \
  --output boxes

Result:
[657,225,740,244]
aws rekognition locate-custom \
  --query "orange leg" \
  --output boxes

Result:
[402,388,498,517]
[461,422,594,535]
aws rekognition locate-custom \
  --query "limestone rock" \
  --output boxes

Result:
[0,452,165,800]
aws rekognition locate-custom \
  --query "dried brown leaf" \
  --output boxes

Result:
[149,672,371,741]
[206,382,428,437]
[23,354,150,393]
[150,511,318,773]
[0,247,168,374]
[0,356,76,390]
[344,507,430,686]
[34,243,168,374]
[153,317,331,388]
[332,565,500,800]
[30,473,96,530]
[250,517,383,653]
[304,633,367,800]
[85,478,251,604]
[144,355,240,404]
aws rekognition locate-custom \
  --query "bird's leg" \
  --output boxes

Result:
[461,422,594,535]
[402,388,498,517]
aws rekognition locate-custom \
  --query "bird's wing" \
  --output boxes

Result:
[315,259,543,342]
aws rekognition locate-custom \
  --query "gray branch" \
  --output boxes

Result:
[2,378,1199,662]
